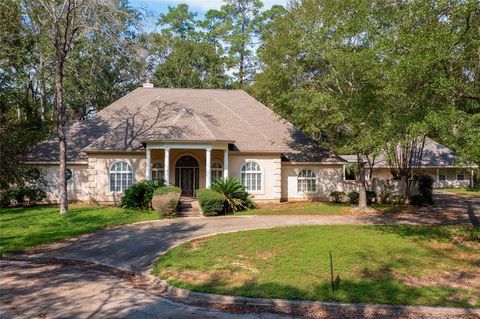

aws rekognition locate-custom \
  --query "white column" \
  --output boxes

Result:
[164,148,170,185]
[471,170,475,188]
[206,147,212,188]
[223,149,229,178]
[146,148,152,181]
[436,168,439,188]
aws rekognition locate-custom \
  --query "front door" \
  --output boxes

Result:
[175,155,200,197]
[180,168,194,197]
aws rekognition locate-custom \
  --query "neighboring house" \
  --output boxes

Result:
[25,84,346,204]
[340,138,477,188]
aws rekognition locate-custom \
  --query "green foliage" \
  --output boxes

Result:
[211,177,255,212]
[411,175,435,206]
[0,205,161,253]
[153,225,480,307]
[389,195,405,205]
[152,186,182,217]
[347,191,376,205]
[366,191,377,204]
[329,191,346,203]
[154,186,182,195]
[196,188,225,216]
[120,180,156,210]
[347,192,359,204]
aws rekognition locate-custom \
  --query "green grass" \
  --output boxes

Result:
[442,187,480,197]
[0,204,162,253]
[236,202,410,215]
[153,225,480,308]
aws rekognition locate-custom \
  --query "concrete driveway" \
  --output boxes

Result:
[3,191,479,319]
[0,260,294,319]
[31,191,479,273]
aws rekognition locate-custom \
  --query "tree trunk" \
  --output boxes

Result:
[55,52,68,215]
[357,153,367,210]
[39,57,47,122]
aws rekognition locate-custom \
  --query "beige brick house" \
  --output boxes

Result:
[26,85,346,204]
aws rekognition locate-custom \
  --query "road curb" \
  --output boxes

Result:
[2,256,478,318]
[148,275,480,317]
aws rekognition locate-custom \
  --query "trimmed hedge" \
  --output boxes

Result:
[196,188,225,216]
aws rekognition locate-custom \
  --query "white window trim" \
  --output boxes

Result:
[211,159,223,182]
[152,161,164,182]
[108,161,134,194]
[297,169,317,194]
[240,161,264,194]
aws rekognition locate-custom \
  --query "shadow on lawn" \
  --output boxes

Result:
[179,274,473,317]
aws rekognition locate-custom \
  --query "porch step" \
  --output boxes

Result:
[176,197,202,217]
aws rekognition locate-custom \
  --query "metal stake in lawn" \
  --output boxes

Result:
[329,250,334,293]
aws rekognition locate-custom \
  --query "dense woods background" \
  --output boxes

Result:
[1,0,479,209]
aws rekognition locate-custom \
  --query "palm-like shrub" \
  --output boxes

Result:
[211,177,255,212]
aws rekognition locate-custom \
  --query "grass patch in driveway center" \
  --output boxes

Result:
[152,225,480,308]
[0,204,162,253]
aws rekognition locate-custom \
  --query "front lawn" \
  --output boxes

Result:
[236,201,411,215]
[0,204,161,253]
[153,225,480,308]
[443,187,480,198]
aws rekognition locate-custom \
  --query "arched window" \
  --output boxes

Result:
[297,169,317,193]
[152,162,164,185]
[240,162,262,191]
[109,161,133,193]
[211,161,223,182]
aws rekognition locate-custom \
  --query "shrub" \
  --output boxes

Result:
[121,180,156,210]
[347,191,376,205]
[329,191,346,203]
[1,185,46,207]
[347,191,359,204]
[415,174,434,205]
[390,194,404,205]
[154,185,181,196]
[211,177,255,212]
[196,188,225,216]
[366,191,377,204]
[152,186,181,217]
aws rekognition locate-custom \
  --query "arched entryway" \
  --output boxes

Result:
[175,155,200,197]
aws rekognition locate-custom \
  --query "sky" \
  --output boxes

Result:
[129,0,289,31]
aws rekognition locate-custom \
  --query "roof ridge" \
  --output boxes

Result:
[211,96,275,144]
[192,110,216,139]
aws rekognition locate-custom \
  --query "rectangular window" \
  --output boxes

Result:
[457,173,465,181]
[439,174,446,181]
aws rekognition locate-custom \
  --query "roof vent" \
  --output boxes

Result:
[142,80,154,88]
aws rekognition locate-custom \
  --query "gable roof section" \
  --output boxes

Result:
[26,88,342,163]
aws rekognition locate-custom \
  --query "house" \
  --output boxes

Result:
[25,84,347,204]
[340,137,477,188]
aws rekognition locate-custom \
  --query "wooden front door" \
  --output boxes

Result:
[180,168,194,197]
[175,156,200,197]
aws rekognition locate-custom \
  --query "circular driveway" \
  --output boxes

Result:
[31,191,479,273]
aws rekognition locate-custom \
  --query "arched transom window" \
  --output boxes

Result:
[211,161,223,182]
[109,161,133,193]
[297,169,317,193]
[240,161,262,191]
[152,162,164,185]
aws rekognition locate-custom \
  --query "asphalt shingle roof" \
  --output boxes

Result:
[26,88,342,163]
[339,138,476,168]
